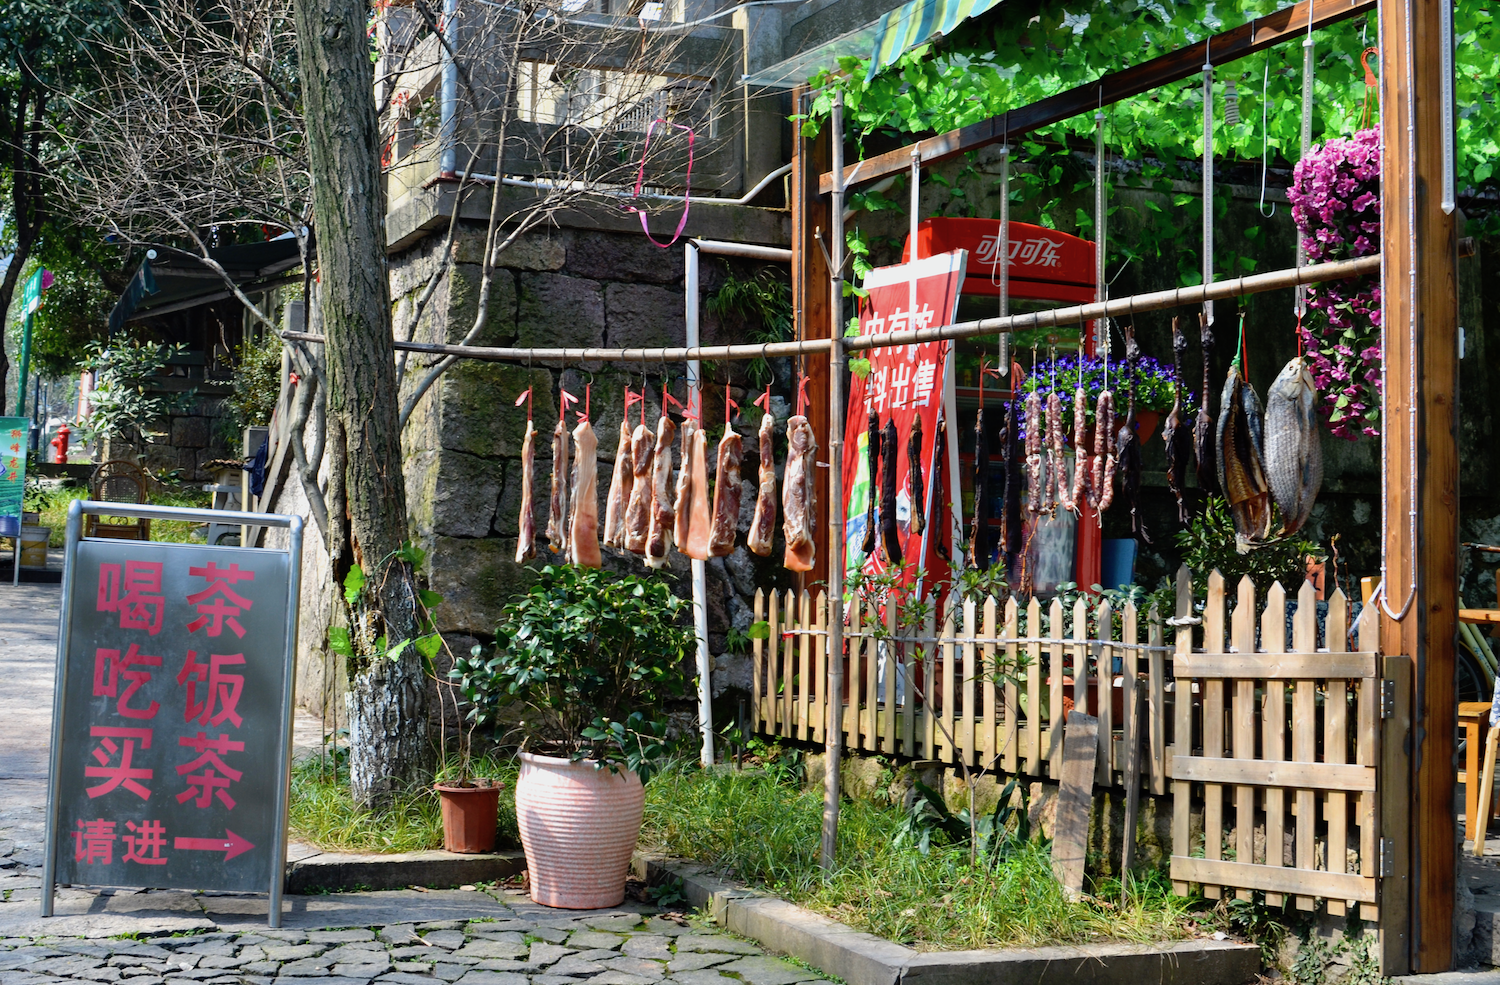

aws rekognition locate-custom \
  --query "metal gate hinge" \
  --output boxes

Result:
[1380,679,1396,719]
[1379,838,1395,877]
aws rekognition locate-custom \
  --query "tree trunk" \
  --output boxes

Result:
[293,0,432,806]
[0,82,45,410]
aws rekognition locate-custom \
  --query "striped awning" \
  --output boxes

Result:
[864,0,1005,80]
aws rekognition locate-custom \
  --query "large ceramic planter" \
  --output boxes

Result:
[515,751,644,909]
[435,781,502,853]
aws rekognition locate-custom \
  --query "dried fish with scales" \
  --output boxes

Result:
[1264,355,1323,536]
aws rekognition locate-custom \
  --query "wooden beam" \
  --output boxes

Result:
[1379,0,1460,972]
[1172,755,1377,792]
[1171,857,1377,903]
[819,0,1375,194]
[1173,651,1377,680]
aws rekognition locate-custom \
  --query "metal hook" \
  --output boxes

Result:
[1258,59,1277,218]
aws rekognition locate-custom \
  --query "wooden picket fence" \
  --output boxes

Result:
[749,565,1403,916]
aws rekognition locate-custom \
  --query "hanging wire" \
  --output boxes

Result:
[1259,59,1277,218]
[1295,0,1316,318]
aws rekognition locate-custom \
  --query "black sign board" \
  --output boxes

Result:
[42,501,303,925]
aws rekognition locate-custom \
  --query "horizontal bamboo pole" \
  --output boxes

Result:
[287,246,1456,365]
[843,253,1381,352]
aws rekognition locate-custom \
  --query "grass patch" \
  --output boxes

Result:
[288,752,519,854]
[28,483,211,545]
[640,762,1196,952]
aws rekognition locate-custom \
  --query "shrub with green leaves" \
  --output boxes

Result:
[451,565,695,780]
[1175,495,1319,594]
[75,339,194,447]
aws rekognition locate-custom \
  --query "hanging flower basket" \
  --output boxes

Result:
[1287,127,1382,439]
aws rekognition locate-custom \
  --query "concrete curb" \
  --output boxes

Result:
[285,847,525,893]
[633,856,1262,985]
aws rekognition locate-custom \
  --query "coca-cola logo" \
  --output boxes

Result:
[974,233,1064,269]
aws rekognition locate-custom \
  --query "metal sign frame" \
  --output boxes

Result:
[40,499,303,927]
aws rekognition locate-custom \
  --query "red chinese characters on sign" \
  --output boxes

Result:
[93,645,162,720]
[98,561,166,636]
[74,819,116,864]
[185,562,255,638]
[176,733,246,810]
[177,652,245,728]
[73,818,170,865]
[85,726,154,799]
[122,819,168,865]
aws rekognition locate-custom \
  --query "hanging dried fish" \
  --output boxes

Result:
[515,420,537,563]
[1048,391,1069,513]
[1163,317,1194,524]
[861,411,880,556]
[1002,397,1024,567]
[622,423,654,555]
[1116,326,1147,542]
[645,416,678,567]
[783,415,818,572]
[1264,355,1323,535]
[1216,367,1273,549]
[747,413,778,556]
[1070,387,1089,513]
[569,419,602,567]
[879,419,902,566]
[1194,314,1220,496]
[969,406,991,570]
[708,424,743,557]
[546,416,570,554]
[673,416,696,549]
[1091,390,1114,512]
[602,418,633,549]
[1024,389,1044,516]
[907,416,925,537]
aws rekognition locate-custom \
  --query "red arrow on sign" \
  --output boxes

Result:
[173,829,255,861]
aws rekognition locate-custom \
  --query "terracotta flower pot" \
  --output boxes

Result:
[515,751,644,909]
[435,781,501,854]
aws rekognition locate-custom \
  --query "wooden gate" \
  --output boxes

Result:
[1167,572,1404,925]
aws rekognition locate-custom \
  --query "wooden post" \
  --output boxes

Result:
[1379,0,1460,971]
[791,87,832,595]
[820,92,846,874]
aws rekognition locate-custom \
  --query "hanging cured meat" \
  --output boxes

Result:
[747,413,777,556]
[879,419,902,566]
[569,419,602,567]
[602,419,633,549]
[683,424,712,560]
[673,417,696,548]
[1264,355,1323,536]
[933,416,950,562]
[1163,317,1194,524]
[1048,391,1069,513]
[1070,387,1088,514]
[783,415,818,572]
[1090,390,1114,512]
[1002,397,1024,567]
[622,423,654,555]
[1216,367,1273,548]
[1024,390,1044,516]
[907,416,925,537]
[861,412,880,556]
[546,417,570,555]
[1194,314,1220,496]
[645,416,678,567]
[708,425,743,557]
[969,406,990,570]
[515,420,537,563]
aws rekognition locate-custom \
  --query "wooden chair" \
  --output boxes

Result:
[86,460,151,541]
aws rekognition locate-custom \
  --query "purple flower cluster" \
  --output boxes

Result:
[1287,127,1383,439]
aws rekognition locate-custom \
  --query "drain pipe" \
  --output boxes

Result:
[450,162,791,206]
[438,0,460,178]
[685,241,715,767]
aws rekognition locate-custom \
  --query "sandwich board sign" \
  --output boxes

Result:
[41,500,303,926]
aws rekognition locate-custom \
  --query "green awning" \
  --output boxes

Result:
[864,0,1003,80]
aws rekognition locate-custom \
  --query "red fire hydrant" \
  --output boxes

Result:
[50,424,70,464]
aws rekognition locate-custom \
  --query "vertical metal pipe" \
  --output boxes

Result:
[1202,52,1215,327]
[998,141,1010,373]
[820,92,846,874]
[1296,26,1315,315]
[1440,0,1456,214]
[40,499,83,918]
[1095,110,1110,342]
[438,0,460,177]
[685,243,715,767]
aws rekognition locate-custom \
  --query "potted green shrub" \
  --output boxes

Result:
[451,564,694,908]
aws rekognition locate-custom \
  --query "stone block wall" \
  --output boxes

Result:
[102,395,236,483]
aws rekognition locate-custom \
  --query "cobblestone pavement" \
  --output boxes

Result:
[0,892,835,985]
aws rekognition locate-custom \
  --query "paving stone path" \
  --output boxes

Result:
[0,893,835,985]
